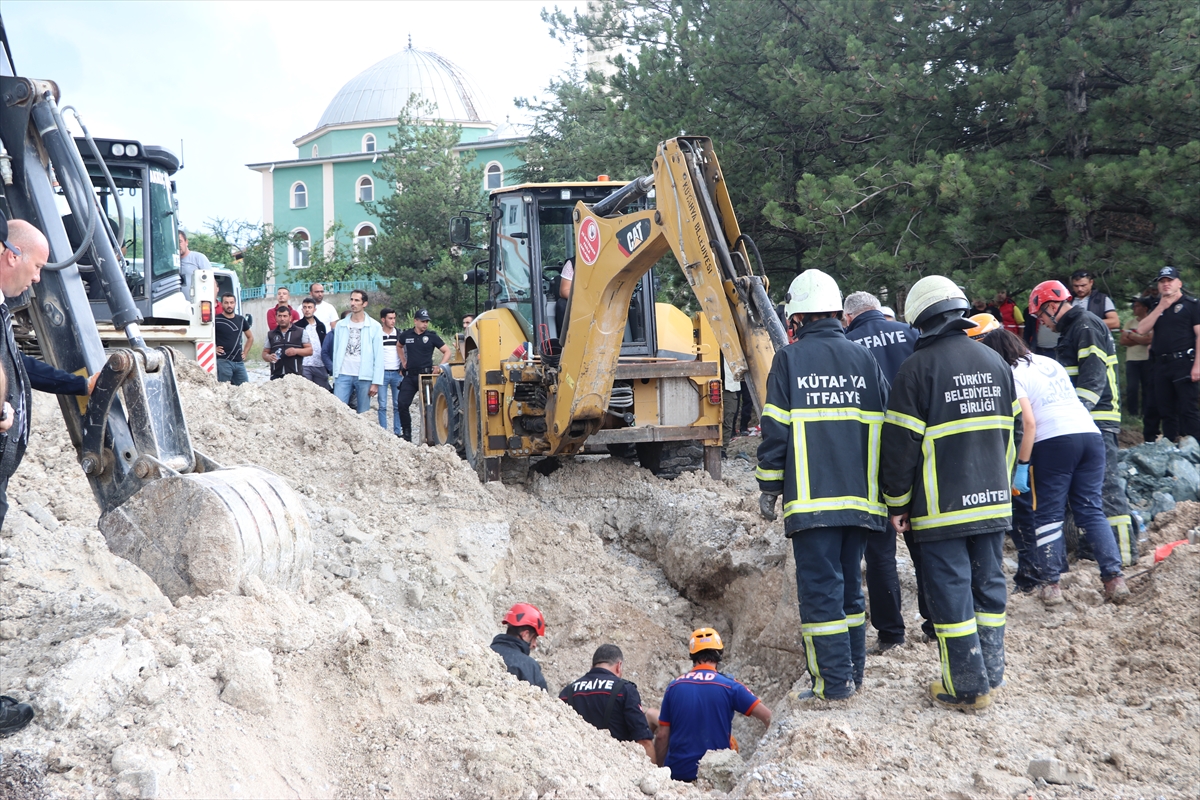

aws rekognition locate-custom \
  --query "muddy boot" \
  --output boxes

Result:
[929,680,990,713]
[1038,583,1064,606]
[1104,575,1131,604]
[849,617,866,691]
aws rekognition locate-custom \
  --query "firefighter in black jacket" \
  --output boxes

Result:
[880,276,1018,713]
[1028,280,1136,566]
[757,270,889,702]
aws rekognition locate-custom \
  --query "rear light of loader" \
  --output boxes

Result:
[708,380,722,405]
[486,389,500,415]
[200,300,212,323]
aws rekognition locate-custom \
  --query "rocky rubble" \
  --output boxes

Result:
[0,363,1197,799]
[1119,435,1200,520]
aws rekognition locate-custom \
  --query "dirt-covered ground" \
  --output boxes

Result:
[1,366,1196,799]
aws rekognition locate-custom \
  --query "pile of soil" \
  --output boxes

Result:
[0,363,1196,798]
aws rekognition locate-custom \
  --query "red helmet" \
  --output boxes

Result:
[1028,280,1071,316]
[503,603,545,637]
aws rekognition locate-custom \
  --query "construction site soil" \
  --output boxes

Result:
[1,365,1197,799]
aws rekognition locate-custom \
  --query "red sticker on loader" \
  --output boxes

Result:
[578,216,601,265]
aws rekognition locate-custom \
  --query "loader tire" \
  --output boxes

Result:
[463,352,498,481]
[639,441,705,480]
[427,369,463,453]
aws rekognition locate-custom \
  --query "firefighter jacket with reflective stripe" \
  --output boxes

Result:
[756,317,889,536]
[1054,304,1121,431]
[880,330,1020,542]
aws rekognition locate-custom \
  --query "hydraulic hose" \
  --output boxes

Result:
[62,105,124,249]
[35,93,96,271]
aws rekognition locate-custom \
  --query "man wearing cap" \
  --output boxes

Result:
[1069,270,1120,331]
[559,644,655,761]
[1134,266,1200,443]
[655,628,771,781]
[880,275,1018,712]
[396,309,451,442]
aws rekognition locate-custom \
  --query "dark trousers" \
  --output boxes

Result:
[902,529,934,639]
[791,527,867,699]
[722,389,739,446]
[1100,428,1137,565]
[1021,433,1123,583]
[919,531,1007,698]
[396,373,421,441]
[865,525,905,644]
[0,477,8,531]
[1154,358,1200,443]
[1010,490,1038,593]
[1125,359,1160,440]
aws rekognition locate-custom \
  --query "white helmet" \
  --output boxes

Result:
[784,270,842,316]
[905,275,968,327]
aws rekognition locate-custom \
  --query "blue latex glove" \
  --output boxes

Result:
[1013,463,1031,494]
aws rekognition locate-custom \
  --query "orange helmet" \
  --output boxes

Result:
[1028,280,1071,316]
[966,313,1001,340]
[688,627,724,654]
[503,603,545,637]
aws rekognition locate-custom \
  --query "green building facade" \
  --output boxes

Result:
[247,44,525,280]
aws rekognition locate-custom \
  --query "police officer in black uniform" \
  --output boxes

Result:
[1135,266,1200,443]
[559,644,655,760]
[396,309,451,441]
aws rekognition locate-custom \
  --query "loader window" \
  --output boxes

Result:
[495,195,533,333]
[147,167,180,279]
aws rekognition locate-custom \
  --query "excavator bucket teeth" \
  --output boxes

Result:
[98,466,314,600]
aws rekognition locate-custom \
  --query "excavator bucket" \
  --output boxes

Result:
[98,466,313,601]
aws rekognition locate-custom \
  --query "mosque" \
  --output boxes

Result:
[246,42,525,273]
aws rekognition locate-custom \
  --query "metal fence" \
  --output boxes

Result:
[241,277,389,301]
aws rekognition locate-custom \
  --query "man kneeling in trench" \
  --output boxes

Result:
[559,644,656,761]
[655,628,771,782]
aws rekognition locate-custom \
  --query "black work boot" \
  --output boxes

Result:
[0,695,34,736]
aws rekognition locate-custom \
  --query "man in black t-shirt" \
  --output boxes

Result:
[1135,266,1200,442]
[262,306,310,380]
[396,309,450,441]
[214,293,253,385]
[559,644,655,761]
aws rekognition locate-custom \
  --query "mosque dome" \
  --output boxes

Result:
[315,41,490,130]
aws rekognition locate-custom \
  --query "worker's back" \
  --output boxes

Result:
[658,665,760,781]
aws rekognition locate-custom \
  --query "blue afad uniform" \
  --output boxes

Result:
[880,330,1019,702]
[658,666,760,782]
[489,634,548,691]
[756,317,889,699]
[558,668,653,742]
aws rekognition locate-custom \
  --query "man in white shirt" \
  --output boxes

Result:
[331,289,383,413]
[178,231,211,300]
[310,283,339,330]
[377,308,404,435]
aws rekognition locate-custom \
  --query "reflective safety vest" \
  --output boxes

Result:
[880,331,1020,542]
[756,317,889,535]
[1054,305,1121,430]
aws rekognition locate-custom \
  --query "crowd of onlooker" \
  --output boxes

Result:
[214,282,465,442]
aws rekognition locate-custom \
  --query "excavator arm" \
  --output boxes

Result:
[0,37,311,599]
[547,137,787,453]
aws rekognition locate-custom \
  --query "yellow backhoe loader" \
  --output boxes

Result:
[431,136,787,481]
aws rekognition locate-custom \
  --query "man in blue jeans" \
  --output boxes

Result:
[377,308,403,435]
[331,289,383,413]
[214,293,253,385]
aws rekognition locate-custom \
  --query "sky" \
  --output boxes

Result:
[3,1,583,231]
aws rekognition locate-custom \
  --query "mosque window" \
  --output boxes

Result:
[291,182,308,209]
[289,229,311,269]
[354,223,376,253]
[363,133,377,153]
[311,144,319,158]
[357,176,374,203]
[485,162,503,190]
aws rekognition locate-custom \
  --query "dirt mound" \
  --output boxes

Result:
[2,363,1197,798]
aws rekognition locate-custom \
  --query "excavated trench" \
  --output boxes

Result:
[0,368,1196,799]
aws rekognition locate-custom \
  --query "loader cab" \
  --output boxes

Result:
[486,182,657,355]
[71,138,189,325]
